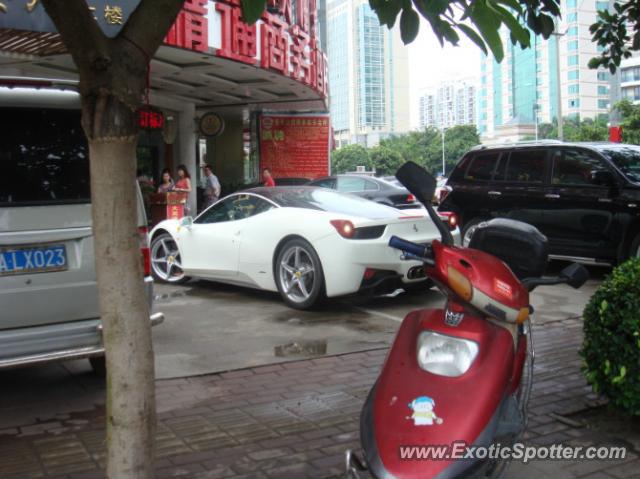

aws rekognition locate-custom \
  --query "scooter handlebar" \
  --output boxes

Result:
[389,235,432,262]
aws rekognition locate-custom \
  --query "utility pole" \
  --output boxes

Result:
[554,30,564,140]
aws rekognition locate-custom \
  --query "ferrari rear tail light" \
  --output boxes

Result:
[438,212,459,231]
[363,268,377,280]
[439,187,451,204]
[139,226,151,277]
[330,219,355,238]
[406,194,416,203]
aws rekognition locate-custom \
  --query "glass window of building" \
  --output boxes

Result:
[568,70,579,80]
[567,12,578,22]
[596,1,609,11]
[598,99,609,109]
[568,84,580,94]
[568,55,579,66]
[569,99,580,108]
[568,40,579,51]
[598,85,609,95]
[567,26,578,36]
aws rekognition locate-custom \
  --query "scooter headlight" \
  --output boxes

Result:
[417,331,479,377]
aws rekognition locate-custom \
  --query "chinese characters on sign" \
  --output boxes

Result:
[215,0,328,97]
[260,115,330,179]
[138,107,165,130]
[164,0,208,53]
[0,1,139,37]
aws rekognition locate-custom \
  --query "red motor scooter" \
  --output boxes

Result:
[346,162,588,479]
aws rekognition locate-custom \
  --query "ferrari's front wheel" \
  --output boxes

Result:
[151,233,188,284]
[276,239,325,310]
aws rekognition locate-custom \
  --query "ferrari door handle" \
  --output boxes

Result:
[545,193,560,199]
[488,191,501,196]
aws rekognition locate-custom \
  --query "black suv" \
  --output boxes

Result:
[439,141,640,265]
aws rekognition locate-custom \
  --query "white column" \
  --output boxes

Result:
[177,102,197,214]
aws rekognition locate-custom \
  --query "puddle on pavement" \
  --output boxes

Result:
[269,310,391,334]
[274,340,328,357]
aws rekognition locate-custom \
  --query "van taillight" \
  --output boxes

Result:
[139,226,151,276]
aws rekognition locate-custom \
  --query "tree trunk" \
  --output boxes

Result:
[89,138,156,478]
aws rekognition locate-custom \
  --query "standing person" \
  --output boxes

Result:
[201,164,221,210]
[263,168,276,187]
[157,168,175,193]
[174,164,192,214]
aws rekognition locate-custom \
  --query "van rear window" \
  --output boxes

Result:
[0,108,90,206]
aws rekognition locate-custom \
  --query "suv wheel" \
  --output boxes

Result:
[462,218,486,247]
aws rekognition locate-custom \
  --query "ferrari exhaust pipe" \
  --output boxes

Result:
[407,266,425,280]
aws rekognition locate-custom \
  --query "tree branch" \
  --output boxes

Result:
[41,0,108,69]
[119,0,185,57]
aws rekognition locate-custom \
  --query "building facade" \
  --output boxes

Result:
[478,0,611,142]
[620,54,640,104]
[418,80,476,129]
[0,0,329,213]
[327,0,410,148]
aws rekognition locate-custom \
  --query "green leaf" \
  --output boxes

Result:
[470,2,504,62]
[400,7,420,44]
[458,24,488,55]
[240,0,267,24]
[491,3,530,47]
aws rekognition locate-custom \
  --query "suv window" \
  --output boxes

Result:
[463,152,500,181]
[0,108,90,206]
[551,148,609,186]
[504,149,547,183]
[363,179,379,191]
[337,177,368,192]
[195,194,274,224]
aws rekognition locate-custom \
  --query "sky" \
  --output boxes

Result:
[406,18,483,128]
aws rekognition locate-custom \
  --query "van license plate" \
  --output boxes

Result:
[0,244,67,276]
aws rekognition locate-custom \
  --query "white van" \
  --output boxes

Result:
[0,83,163,374]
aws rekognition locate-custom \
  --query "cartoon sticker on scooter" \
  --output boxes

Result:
[408,396,443,426]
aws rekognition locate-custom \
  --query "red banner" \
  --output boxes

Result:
[259,114,330,179]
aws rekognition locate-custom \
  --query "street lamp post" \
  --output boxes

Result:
[441,127,446,176]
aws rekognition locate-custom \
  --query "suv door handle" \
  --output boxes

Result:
[488,191,501,197]
[545,193,560,199]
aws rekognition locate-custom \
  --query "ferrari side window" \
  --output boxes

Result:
[194,197,235,224]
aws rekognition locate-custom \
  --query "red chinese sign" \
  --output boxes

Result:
[138,107,165,130]
[216,0,328,97]
[164,0,208,52]
[259,115,330,179]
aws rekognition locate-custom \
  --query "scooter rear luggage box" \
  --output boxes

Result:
[468,218,548,279]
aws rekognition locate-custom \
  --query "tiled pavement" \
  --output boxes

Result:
[1,317,639,479]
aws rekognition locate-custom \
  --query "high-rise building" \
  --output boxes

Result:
[418,80,476,129]
[327,0,410,148]
[478,0,612,141]
[620,53,640,104]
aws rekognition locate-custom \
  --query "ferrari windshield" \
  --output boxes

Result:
[595,145,640,183]
[249,186,402,219]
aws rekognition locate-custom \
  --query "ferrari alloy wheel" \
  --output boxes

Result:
[276,239,325,310]
[151,233,188,284]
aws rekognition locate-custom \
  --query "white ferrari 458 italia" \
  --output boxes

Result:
[150,186,459,309]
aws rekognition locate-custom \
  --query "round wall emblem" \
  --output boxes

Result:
[198,112,225,137]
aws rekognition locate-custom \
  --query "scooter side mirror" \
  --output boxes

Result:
[560,262,589,289]
[395,161,437,206]
[395,161,454,246]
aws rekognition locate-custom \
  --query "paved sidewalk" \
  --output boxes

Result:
[1,314,639,479]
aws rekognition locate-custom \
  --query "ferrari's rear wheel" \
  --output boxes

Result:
[151,233,188,284]
[276,239,325,310]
